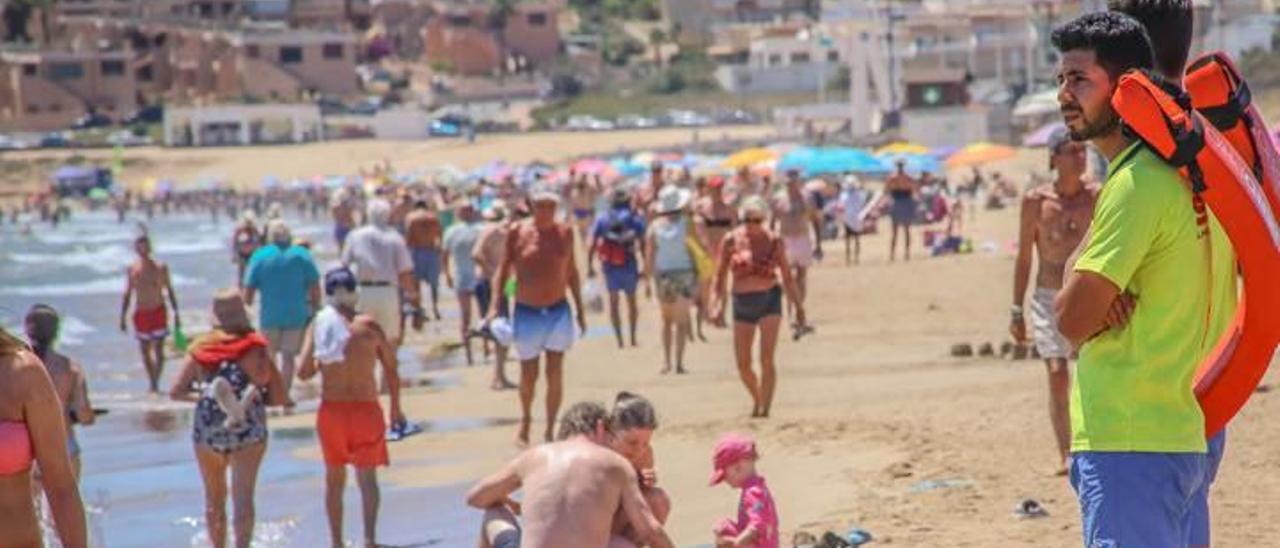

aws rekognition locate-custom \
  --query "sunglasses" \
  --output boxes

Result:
[744,217,765,224]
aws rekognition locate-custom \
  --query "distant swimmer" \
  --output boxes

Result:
[120,231,182,394]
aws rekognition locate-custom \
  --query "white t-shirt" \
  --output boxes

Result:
[840,188,868,230]
[340,225,413,283]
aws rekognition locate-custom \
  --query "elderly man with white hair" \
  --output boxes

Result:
[244,219,321,407]
[340,199,420,349]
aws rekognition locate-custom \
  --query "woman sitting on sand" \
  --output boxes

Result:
[710,196,806,418]
[0,326,87,548]
[170,289,286,548]
[609,391,671,547]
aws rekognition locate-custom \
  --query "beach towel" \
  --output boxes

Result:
[313,306,350,366]
[189,330,268,371]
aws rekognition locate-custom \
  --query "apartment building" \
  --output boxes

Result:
[0,47,137,131]
[422,0,561,76]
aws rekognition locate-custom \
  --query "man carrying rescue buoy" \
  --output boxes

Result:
[1052,11,1236,546]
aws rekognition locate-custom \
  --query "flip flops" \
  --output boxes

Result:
[387,421,425,442]
[792,323,816,341]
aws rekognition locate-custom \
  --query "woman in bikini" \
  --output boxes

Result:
[710,196,806,418]
[693,176,736,342]
[0,326,87,548]
[170,290,286,548]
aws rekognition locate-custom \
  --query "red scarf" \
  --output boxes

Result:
[189,330,267,371]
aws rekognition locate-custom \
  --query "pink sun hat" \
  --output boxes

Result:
[709,433,758,486]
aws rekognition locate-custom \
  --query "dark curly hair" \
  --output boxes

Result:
[610,391,658,432]
[1108,0,1194,79]
[1051,11,1155,80]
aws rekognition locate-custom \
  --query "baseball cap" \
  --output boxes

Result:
[709,433,758,485]
[324,266,358,296]
[707,176,726,189]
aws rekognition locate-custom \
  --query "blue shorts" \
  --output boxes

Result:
[411,248,441,289]
[1189,431,1227,546]
[602,264,639,294]
[1070,451,1207,547]
[513,300,575,361]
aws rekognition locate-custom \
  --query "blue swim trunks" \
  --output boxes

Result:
[1189,431,1227,546]
[411,248,441,289]
[1070,451,1207,547]
[602,262,639,295]
[513,300,575,361]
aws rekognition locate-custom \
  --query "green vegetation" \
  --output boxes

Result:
[569,0,662,22]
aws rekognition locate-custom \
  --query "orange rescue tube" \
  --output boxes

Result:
[1110,70,1280,439]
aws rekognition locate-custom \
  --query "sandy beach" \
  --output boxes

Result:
[5,123,1279,546]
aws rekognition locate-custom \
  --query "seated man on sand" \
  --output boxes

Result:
[465,401,675,548]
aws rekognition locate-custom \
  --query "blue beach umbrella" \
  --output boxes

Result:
[876,152,941,176]
[778,147,889,177]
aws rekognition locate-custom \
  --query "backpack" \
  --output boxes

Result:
[597,209,639,267]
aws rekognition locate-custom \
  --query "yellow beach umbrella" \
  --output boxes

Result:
[875,141,929,156]
[945,142,1019,168]
[721,147,778,170]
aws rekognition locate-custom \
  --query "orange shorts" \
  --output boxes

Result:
[317,401,388,468]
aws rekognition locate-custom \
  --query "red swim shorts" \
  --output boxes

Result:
[317,401,389,468]
[132,306,169,342]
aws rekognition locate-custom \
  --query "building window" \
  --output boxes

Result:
[827,50,839,62]
[137,65,153,81]
[246,45,260,59]
[448,15,471,26]
[50,103,61,112]
[27,105,39,114]
[527,12,547,26]
[790,52,810,64]
[49,62,85,81]
[280,46,303,64]
[767,53,781,66]
[102,60,126,77]
[323,43,344,60]
[22,64,37,76]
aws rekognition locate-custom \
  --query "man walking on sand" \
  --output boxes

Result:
[587,188,646,349]
[1052,12,1236,545]
[1010,128,1099,475]
[243,219,320,408]
[488,190,586,446]
[772,169,822,318]
[404,199,444,321]
[120,232,181,393]
[341,199,420,350]
[442,200,484,364]
[465,401,675,548]
[473,203,516,390]
[298,267,405,548]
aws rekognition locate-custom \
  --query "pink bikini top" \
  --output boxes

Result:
[0,421,33,475]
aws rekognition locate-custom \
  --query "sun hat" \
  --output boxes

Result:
[656,186,692,215]
[212,289,253,334]
[709,433,758,485]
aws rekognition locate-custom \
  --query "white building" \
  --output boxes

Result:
[164,103,322,146]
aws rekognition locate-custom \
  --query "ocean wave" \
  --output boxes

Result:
[9,245,134,274]
[0,273,202,297]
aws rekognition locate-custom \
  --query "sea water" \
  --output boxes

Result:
[1,210,472,547]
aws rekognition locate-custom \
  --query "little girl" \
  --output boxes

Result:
[710,433,779,548]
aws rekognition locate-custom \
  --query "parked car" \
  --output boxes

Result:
[715,109,758,125]
[616,114,658,129]
[566,115,615,131]
[348,97,383,116]
[0,135,31,150]
[668,109,711,127]
[71,113,112,130]
[428,116,467,137]
[40,132,71,148]
[122,105,164,126]
[107,130,152,147]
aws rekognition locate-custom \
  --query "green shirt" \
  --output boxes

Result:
[1070,142,1230,453]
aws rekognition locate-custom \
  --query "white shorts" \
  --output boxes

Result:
[264,328,305,358]
[358,285,402,342]
[784,235,814,268]
[1030,287,1071,359]
[512,300,576,361]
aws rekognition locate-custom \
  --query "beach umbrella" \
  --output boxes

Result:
[571,158,614,176]
[945,143,1019,168]
[930,145,960,159]
[722,147,778,170]
[778,147,889,177]
[611,158,648,178]
[875,141,930,156]
[1022,121,1067,148]
[878,152,942,176]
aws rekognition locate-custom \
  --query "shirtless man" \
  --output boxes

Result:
[404,199,444,320]
[634,163,666,219]
[24,304,94,479]
[331,189,356,250]
[473,203,515,390]
[119,233,181,393]
[1010,127,1098,474]
[488,191,587,445]
[465,401,675,548]
[298,266,405,548]
[568,175,599,245]
[772,170,822,319]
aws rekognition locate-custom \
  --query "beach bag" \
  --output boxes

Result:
[1112,66,1280,438]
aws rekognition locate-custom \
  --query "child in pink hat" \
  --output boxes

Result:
[710,433,779,548]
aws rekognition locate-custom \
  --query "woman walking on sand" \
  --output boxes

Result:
[170,290,286,548]
[710,196,805,418]
[0,326,88,548]
[646,187,700,374]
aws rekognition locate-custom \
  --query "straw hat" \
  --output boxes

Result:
[656,186,692,215]
[212,289,253,334]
